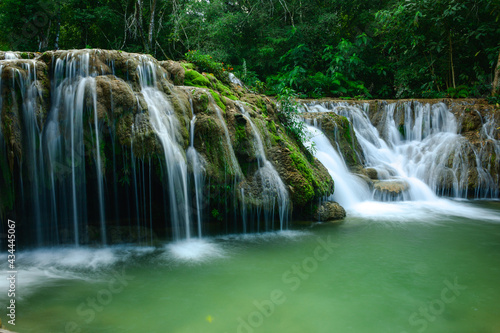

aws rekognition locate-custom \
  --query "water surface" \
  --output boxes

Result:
[2,200,500,333]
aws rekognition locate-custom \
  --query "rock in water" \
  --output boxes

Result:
[315,202,346,222]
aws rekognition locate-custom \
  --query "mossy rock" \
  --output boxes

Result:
[0,144,15,217]
[191,89,211,115]
[95,75,136,121]
[184,69,211,88]
[131,113,162,158]
[216,81,238,100]
[180,62,195,70]
[267,143,334,207]
[193,114,228,180]
[314,202,346,222]
[209,89,226,112]
[160,60,185,86]
[302,112,364,168]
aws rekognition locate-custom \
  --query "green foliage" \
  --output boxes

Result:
[446,85,470,99]
[486,96,500,105]
[0,0,498,100]
[375,0,499,98]
[211,208,222,221]
[185,50,233,84]
[276,87,315,154]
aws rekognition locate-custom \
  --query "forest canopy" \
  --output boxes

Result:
[1,0,499,99]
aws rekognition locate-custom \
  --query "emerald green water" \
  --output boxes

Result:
[2,201,500,333]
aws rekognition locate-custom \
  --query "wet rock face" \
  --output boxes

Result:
[315,202,346,222]
[95,75,136,119]
[301,98,500,199]
[0,49,340,239]
[365,168,378,180]
[372,179,409,194]
[302,112,365,168]
[161,60,185,86]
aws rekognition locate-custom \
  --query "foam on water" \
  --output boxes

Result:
[166,239,227,262]
[349,199,500,223]
[218,229,312,242]
[0,246,156,300]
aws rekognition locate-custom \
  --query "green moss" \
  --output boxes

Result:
[290,151,314,185]
[181,62,195,70]
[209,89,226,112]
[184,69,211,88]
[266,120,283,145]
[255,97,268,115]
[198,93,209,113]
[216,82,238,100]
[235,121,246,143]
[288,149,316,205]
[294,182,315,206]
[20,52,29,59]
[340,116,352,143]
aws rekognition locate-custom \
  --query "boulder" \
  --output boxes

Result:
[365,167,378,180]
[161,60,185,86]
[315,202,346,222]
[372,179,409,195]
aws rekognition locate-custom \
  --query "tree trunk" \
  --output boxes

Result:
[148,0,158,53]
[449,30,456,89]
[136,0,148,52]
[54,9,61,50]
[492,49,500,96]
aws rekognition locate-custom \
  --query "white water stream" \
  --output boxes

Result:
[303,101,500,219]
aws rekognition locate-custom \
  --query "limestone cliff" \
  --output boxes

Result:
[0,50,334,244]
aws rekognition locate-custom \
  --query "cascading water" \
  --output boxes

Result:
[14,61,44,245]
[236,104,290,230]
[137,58,192,240]
[4,52,18,60]
[210,95,243,178]
[302,100,500,201]
[304,120,370,208]
[3,49,497,252]
[187,113,206,238]
[0,51,112,245]
[90,79,107,245]
[44,52,107,245]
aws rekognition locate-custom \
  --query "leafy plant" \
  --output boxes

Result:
[486,95,500,105]
[185,50,233,84]
[276,87,315,154]
[211,208,222,221]
[446,85,470,98]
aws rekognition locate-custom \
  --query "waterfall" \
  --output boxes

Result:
[237,104,290,230]
[4,52,18,60]
[302,101,500,201]
[304,122,370,208]
[3,49,498,249]
[13,61,44,245]
[209,95,243,178]
[90,78,107,244]
[0,51,112,245]
[44,52,109,245]
[186,113,206,238]
[137,59,192,240]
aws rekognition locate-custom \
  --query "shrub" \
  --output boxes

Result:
[185,50,233,84]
